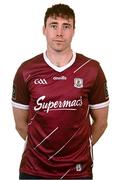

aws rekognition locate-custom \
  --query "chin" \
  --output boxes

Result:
[55,49,63,52]
[53,46,67,52]
[52,48,63,52]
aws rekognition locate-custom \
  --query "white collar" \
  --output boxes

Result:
[43,51,76,72]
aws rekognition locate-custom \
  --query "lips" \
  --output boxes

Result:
[54,40,64,43]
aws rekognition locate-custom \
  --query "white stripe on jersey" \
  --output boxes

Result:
[60,169,71,179]
[89,136,93,161]
[86,106,89,118]
[34,127,59,150]
[11,101,29,110]
[25,74,31,82]
[48,128,80,160]
[28,114,37,126]
[74,59,91,73]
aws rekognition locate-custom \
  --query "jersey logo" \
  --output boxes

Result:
[12,84,16,100]
[53,76,67,80]
[34,95,83,113]
[74,78,83,88]
[104,82,109,99]
[34,79,47,85]
[76,163,82,172]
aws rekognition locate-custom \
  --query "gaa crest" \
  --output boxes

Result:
[74,78,83,88]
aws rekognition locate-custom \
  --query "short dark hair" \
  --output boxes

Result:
[44,4,75,28]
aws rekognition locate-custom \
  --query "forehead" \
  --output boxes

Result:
[46,16,73,25]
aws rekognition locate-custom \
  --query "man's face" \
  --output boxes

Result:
[43,16,75,52]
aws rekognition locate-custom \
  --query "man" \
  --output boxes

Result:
[12,4,109,180]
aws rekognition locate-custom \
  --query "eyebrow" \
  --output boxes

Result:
[49,22,58,25]
[49,22,72,26]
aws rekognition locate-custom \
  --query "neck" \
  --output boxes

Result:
[46,48,73,67]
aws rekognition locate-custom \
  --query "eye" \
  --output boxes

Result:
[63,24,71,30]
[50,24,58,29]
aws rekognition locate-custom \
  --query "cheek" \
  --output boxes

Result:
[45,31,55,39]
[65,33,74,42]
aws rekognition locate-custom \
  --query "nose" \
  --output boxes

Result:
[56,27,63,37]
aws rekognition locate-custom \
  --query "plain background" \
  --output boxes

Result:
[0,0,117,179]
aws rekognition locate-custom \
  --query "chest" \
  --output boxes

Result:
[26,64,94,104]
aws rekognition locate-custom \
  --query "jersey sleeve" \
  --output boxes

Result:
[11,65,30,110]
[89,63,109,109]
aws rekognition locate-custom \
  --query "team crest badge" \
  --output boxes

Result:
[74,78,83,88]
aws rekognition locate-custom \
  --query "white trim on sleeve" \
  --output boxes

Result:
[89,100,109,109]
[12,101,29,110]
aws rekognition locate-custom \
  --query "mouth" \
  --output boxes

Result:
[53,40,64,44]
[54,39,64,42]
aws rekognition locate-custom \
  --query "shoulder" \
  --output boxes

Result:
[75,53,101,73]
[14,53,44,81]
[76,53,99,65]
[19,53,44,71]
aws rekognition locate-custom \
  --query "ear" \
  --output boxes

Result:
[73,28,75,36]
[42,25,46,35]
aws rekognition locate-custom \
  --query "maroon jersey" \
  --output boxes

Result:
[12,52,109,179]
